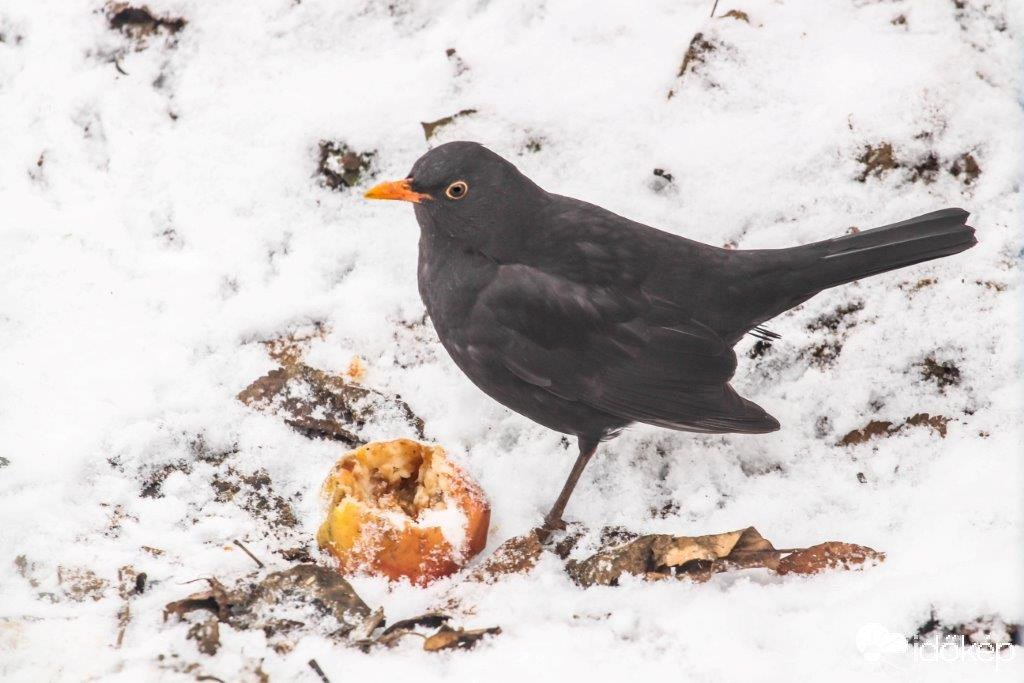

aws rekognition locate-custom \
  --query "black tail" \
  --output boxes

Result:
[799,208,976,292]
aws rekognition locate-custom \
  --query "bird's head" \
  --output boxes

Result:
[365,141,545,255]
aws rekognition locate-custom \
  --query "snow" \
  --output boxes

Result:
[1,0,1022,681]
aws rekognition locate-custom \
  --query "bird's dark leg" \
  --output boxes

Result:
[541,436,600,534]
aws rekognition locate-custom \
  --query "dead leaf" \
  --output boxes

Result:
[857,142,898,182]
[422,625,501,651]
[720,10,749,22]
[186,618,220,656]
[355,612,453,650]
[57,566,109,602]
[116,565,140,648]
[164,578,236,622]
[164,565,371,653]
[350,608,385,642]
[839,413,950,445]
[421,109,478,141]
[566,527,781,587]
[237,363,424,444]
[261,325,327,366]
[468,530,544,581]
[352,612,499,652]
[776,542,884,575]
[667,32,720,98]
[382,612,451,636]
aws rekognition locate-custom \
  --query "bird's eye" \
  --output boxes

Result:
[445,180,468,200]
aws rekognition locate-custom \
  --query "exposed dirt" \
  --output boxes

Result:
[856,142,982,185]
[913,612,1021,647]
[107,4,186,47]
[317,141,376,190]
[919,356,962,390]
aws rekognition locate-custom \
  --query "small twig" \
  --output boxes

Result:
[308,659,330,683]
[233,540,265,569]
[710,0,720,17]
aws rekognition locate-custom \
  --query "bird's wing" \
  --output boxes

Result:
[475,246,776,434]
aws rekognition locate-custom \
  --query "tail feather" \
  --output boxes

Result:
[803,208,976,291]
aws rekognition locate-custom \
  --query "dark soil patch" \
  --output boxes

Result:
[856,142,982,185]
[108,4,186,40]
[317,141,376,190]
[808,301,864,333]
[919,357,961,390]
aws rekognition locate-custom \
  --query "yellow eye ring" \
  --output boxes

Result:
[445,180,468,200]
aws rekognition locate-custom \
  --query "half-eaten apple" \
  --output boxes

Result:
[316,439,490,585]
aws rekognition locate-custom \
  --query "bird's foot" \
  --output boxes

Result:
[536,515,568,544]
[543,514,567,532]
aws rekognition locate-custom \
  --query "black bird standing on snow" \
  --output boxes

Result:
[365,141,976,533]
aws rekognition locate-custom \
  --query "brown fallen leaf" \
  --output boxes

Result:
[468,530,544,581]
[237,363,424,443]
[667,32,720,98]
[261,325,327,366]
[164,578,236,622]
[357,612,453,650]
[423,625,501,652]
[165,565,371,653]
[57,566,109,602]
[421,109,478,141]
[566,527,782,587]
[353,612,500,652]
[381,612,451,636]
[839,413,950,445]
[466,525,882,588]
[776,542,884,575]
[720,9,750,23]
[115,565,141,648]
[186,618,220,656]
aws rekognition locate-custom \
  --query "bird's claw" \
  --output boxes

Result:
[542,513,567,531]
[536,516,568,544]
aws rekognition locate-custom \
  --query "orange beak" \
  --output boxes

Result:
[364,179,431,203]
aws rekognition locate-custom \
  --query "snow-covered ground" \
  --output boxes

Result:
[2,1,1022,680]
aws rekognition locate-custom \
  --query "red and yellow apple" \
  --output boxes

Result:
[316,439,490,585]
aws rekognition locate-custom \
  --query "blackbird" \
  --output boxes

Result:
[365,141,976,532]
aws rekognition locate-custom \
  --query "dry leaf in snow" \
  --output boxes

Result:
[353,612,501,652]
[164,565,371,653]
[422,625,502,651]
[776,542,885,575]
[566,527,781,587]
[237,363,424,443]
[186,618,220,656]
[468,529,544,581]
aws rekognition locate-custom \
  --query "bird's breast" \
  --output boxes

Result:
[417,234,497,340]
